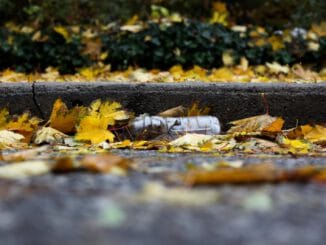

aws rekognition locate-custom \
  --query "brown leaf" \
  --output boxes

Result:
[157,105,187,117]
[5,113,42,142]
[80,153,131,174]
[181,163,322,186]
[52,156,76,172]
[49,98,86,134]
[228,114,284,135]
[285,124,326,145]
[82,38,103,60]
[2,146,48,162]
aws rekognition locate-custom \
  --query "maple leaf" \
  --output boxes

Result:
[75,100,130,144]
[75,116,115,144]
[0,108,9,128]
[286,124,326,145]
[187,102,210,116]
[48,98,86,134]
[4,112,42,141]
[303,125,326,145]
[227,114,284,135]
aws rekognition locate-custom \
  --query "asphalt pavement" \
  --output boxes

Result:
[0,151,326,245]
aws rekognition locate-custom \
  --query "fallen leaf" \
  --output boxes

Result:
[52,156,77,172]
[278,136,312,154]
[222,50,235,66]
[228,114,284,135]
[80,153,131,174]
[0,130,25,149]
[120,25,143,33]
[0,108,9,127]
[82,38,103,60]
[136,182,219,207]
[304,124,326,145]
[49,98,86,134]
[75,100,130,144]
[169,134,213,147]
[33,127,68,145]
[157,105,187,117]
[53,26,71,42]
[5,112,41,141]
[2,146,48,162]
[181,163,321,185]
[292,64,319,81]
[0,161,51,179]
[266,62,289,74]
[187,102,210,116]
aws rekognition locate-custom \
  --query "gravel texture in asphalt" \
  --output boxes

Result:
[0,151,326,245]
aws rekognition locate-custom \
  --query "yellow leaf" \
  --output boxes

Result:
[266,62,289,74]
[0,108,9,128]
[263,117,285,133]
[125,15,139,25]
[222,50,234,66]
[279,136,311,154]
[210,1,228,25]
[209,67,233,81]
[285,124,326,145]
[187,102,210,116]
[53,26,71,42]
[268,35,285,51]
[5,113,41,141]
[212,1,227,12]
[303,125,326,145]
[75,100,129,144]
[311,21,326,37]
[75,116,115,144]
[49,98,86,134]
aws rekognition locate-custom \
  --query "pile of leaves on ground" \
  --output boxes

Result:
[0,98,325,183]
[0,3,325,83]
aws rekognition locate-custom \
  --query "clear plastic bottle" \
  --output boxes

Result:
[128,115,221,140]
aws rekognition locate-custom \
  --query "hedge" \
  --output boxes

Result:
[0,21,324,74]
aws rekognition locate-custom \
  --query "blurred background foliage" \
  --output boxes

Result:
[0,0,324,28]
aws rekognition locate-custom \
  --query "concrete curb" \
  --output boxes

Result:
[1,82,325,129]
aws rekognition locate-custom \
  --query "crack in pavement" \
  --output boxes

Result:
[32,82,45,119]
